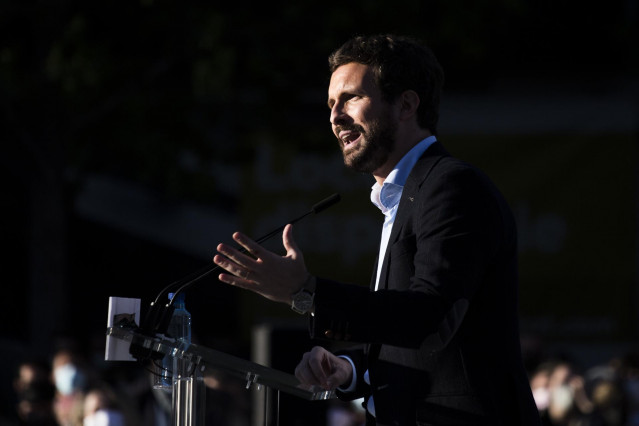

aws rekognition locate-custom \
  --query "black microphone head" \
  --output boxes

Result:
[311,193,341,214]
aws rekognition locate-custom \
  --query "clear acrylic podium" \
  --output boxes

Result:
[107,324,335,425]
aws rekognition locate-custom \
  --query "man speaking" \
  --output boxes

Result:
[214,34,540,425]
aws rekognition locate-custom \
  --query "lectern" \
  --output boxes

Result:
[107,324,335,425]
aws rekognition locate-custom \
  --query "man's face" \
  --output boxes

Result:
[327,62,397,174]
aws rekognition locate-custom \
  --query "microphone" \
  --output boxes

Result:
[312,192,341,213]
[135,193,341,346]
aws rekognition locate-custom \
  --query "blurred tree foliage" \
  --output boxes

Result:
[1,0,635,198]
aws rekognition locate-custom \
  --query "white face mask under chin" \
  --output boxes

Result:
[84,409,125,426]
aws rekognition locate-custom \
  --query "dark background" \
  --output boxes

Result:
[0,0,637,422]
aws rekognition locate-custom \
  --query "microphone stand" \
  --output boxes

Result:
[133,193,341,357]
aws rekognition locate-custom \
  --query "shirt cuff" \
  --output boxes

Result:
[336,355,357,393]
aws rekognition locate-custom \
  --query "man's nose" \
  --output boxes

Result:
[330,103,347,125]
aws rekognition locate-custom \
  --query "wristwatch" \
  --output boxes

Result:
[291,275,316,314]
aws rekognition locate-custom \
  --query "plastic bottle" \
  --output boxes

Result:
[167,292,192,351]
[154,292,192,390]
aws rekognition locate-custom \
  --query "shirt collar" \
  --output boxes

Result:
[370,135,437,213]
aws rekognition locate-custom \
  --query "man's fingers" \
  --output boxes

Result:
[309,355,330,388]
[216,243,249,264]
[282,224,301,257]
[232,232,264,258]
[216,241,257,270]
[217,269,251,288]
[325,363,350,390]
[294,364,317,386]
[295,347,352,391]
[295,353,324,387]
[214,229,308,305]
[298,347,335,389]
[213,252,238,274]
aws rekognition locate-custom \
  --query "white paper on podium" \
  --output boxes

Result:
[105,296,141,361]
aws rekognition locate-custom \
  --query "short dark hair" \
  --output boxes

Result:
[328,34,444,134]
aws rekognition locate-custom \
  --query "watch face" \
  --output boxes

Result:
[293,290,313,313]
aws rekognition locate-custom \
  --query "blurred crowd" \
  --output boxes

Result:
[2,337,252,426]
[3,336,639,426]
[528,352,639,426]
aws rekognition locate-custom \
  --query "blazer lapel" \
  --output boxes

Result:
[376,142,450,290]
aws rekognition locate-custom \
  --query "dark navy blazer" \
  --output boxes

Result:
[310,142,541,425]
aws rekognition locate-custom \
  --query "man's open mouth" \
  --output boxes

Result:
[339,130,362,148]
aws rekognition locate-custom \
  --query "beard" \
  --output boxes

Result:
[340,114,397,174]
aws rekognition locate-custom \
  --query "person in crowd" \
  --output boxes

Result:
[213,33,540,425]
[82,386,128,426]
[13,359,57,425]
[51,345,93,426]
[529,356,632,426]
[618,352,639,425]
[544,361,592,425]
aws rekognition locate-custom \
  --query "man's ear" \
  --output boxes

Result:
[398,90,420,121]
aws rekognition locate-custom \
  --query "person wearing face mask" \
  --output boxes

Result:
[214,34,540,425]
[530,363,554,415]
[51,347,91,426]
[53,361,87,398]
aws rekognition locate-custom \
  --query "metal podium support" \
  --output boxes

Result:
[107,325,334,425]
[171,356,205,426]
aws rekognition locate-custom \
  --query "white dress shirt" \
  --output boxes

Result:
[370,135,438,290]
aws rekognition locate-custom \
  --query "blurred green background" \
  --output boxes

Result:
[0,0,637,418]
